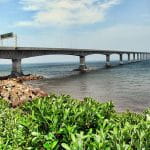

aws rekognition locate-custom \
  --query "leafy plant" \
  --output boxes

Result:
[0,95,149,149]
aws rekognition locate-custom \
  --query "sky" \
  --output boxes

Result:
[0,0,150,64]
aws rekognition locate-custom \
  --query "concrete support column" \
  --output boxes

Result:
[119,54,123,65]
[140,53,142,61]
[128,53,130,62]
[143,54,145,60]
[137,53,139,61]
[105,54,111,67]
[144,54,146,60]
[11,59,23,76]
[133,53,136,62]
[146,54,148,60]
[79,56,87,71]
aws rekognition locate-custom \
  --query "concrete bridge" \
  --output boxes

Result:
[0,46,150,76]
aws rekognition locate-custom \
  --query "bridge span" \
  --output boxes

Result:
[0,46,150,76]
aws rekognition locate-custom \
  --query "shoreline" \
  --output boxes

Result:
[0,74,44,81]
[0,74,47,107]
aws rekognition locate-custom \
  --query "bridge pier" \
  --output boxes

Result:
[137,53,140,61]
[79,56,87,71]
[105,54,111,67]
[140,53,142,61]
[143,54,146,60]
[128,53,130,62]
[145,54,146,60]
[119,54,123,65]
[146,54,148,60]
[133,53,136,62]
[142,53,144,60]
[11,59,23,76]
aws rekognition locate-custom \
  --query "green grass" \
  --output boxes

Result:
[0,95,150,150]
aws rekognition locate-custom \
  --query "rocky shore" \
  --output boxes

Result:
[0,75,48,107]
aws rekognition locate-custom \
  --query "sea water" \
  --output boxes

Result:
[0,61,150,112]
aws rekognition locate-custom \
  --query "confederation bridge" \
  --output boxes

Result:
[0,46,150,76]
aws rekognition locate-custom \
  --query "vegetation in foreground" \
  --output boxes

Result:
[0,95,150,150]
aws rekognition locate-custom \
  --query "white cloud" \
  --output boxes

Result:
[17,0,120,26]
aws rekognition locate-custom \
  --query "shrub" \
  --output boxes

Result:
[0,95,149,149]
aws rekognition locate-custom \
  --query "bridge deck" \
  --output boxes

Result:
[0,47,147,54]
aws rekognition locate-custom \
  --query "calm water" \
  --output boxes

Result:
[0,61,150,112]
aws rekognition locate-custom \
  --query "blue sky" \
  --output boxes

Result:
[0,0,150,64]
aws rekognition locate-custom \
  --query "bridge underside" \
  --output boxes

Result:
[0,47,149,76]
